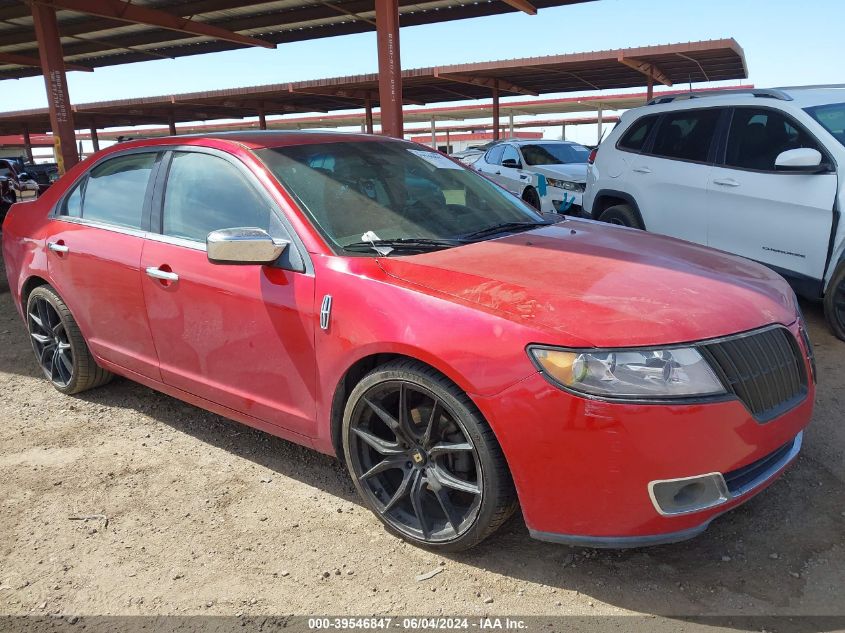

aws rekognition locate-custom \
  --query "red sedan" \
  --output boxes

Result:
[2,132,814,551]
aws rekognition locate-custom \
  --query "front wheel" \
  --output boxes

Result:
[26,285,113,394]
[599,203,643,229]
[342,360,517,551]
[823,262,845,341]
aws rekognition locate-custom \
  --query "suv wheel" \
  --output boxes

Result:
[599,203,643,229]
[342,360,517,551]
[824,262,845,341]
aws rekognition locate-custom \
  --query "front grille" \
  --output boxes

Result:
[723,435,798,495]
[700,327,807,422]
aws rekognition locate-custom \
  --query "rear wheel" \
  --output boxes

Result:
[522,186,541,210]
[26,285,113,394]
[823,262,845,341]
[342,360,517,551]
[599,203,643,229]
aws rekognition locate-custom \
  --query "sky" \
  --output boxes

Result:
[2,0,844,148]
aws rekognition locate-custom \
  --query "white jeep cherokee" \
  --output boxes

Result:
[584,87,845,339]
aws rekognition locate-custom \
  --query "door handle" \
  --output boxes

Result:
[632,166,652,174]
[47,241,69,253]
[495,171,501,175]
[145,266,179,282]
[713,178,740,187]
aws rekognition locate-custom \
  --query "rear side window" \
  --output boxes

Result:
[725,108,825,171]
[501,145,521,165]
[650,109,721,163]
[82,153,156,229]
[485,145,505,165]
[617,115,658,152]
[162,151,271,243]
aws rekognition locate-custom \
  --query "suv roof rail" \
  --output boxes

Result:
[646,88,793,106]
[771,83,845,90]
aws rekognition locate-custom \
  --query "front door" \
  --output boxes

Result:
[140,150,317,436]
[707,107,837,283]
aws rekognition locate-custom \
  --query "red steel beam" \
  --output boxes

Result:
[0,51,93,73]
[375,0,403,138]
[31,2,79,173]
[500,0,537,15]
[491,80,500,140]
[33,0,276,50]
[364,95,374,134]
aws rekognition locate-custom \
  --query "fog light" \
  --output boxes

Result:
[649,473,729,516]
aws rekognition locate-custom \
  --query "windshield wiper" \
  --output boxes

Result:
[460,221,550,241]
[342,237,467,255]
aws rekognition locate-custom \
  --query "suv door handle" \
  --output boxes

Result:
[47,241,69,253]
[713,178,740,187]
[145,266,179,282]
[632,166,652,174]
[494,171,501,175]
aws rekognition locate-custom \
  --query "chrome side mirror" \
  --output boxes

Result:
[206,227,288,265]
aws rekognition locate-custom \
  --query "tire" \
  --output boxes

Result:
[823,261,845,341]
[599,203,643,229]
[26,285,113,395]
[522,186,541,210]
[342,359,517,551]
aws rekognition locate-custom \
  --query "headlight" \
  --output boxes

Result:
[528,346,726,399]
[545,178,584,192]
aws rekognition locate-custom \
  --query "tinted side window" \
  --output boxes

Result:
[82,153,155,229]
[618,115,658,152]
[725,108,824,171]
[485,145,505,165]
[162,152,271,243]
[651,110,721,162]
[501,145,520,165]
[62,178,84,217]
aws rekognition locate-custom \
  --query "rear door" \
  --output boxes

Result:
[474,145,506,186]
[707,106,837,285]
[46,151,162,380]
[140,148,317,436]
[629,108,723,245]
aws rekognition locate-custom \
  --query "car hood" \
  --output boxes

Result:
[379,220,797,348]
[529,163,587,182]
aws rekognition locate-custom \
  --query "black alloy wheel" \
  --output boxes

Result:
[28,294,74,388]
[25,285,113,395]
[343,360,516,551]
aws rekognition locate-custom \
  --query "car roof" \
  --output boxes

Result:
[636,86,845,115]
[503,139,583,146]
[109,130,408,153]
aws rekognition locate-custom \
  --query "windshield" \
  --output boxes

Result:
[520,143,590,166]
[806,102,845,148]
[256,141,544,252]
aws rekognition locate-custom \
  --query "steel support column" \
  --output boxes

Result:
[492,80,500,141]
[364,96,374,134]
[168,113,177,136]
[258,105,267,130]
[647,74,654,101]
[560,123,566,141]
[375,0,403,138]
[445,129,450,154]
[31,2,78,174]
[597,105,603,144]
[430,117,436,148]
[508,112,514,138]
[90,125,100,152]
[22,124,33,163]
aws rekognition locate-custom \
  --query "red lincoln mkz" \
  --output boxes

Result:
[2,132,814,550]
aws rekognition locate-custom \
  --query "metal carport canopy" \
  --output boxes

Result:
[0,41,748,134]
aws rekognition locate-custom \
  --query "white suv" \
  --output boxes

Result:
[584,87,845,339]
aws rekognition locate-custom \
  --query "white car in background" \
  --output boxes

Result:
[473,140,590,214]
[584,85,845,340]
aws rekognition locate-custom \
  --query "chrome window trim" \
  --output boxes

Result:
[53,215,148,240]
[146,231,206,252]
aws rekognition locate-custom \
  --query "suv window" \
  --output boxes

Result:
[650,109,721,163]
[162,151,272,243]
[82,153,156,229]
[618,115,658,152]
[485,145,505,165]
[501,145,521,166]
[725,108,825,171]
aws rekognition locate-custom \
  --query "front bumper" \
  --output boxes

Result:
[540,187,583,215]
[471,327,814,546]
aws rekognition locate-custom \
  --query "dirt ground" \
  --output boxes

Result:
[0,260,843,624]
